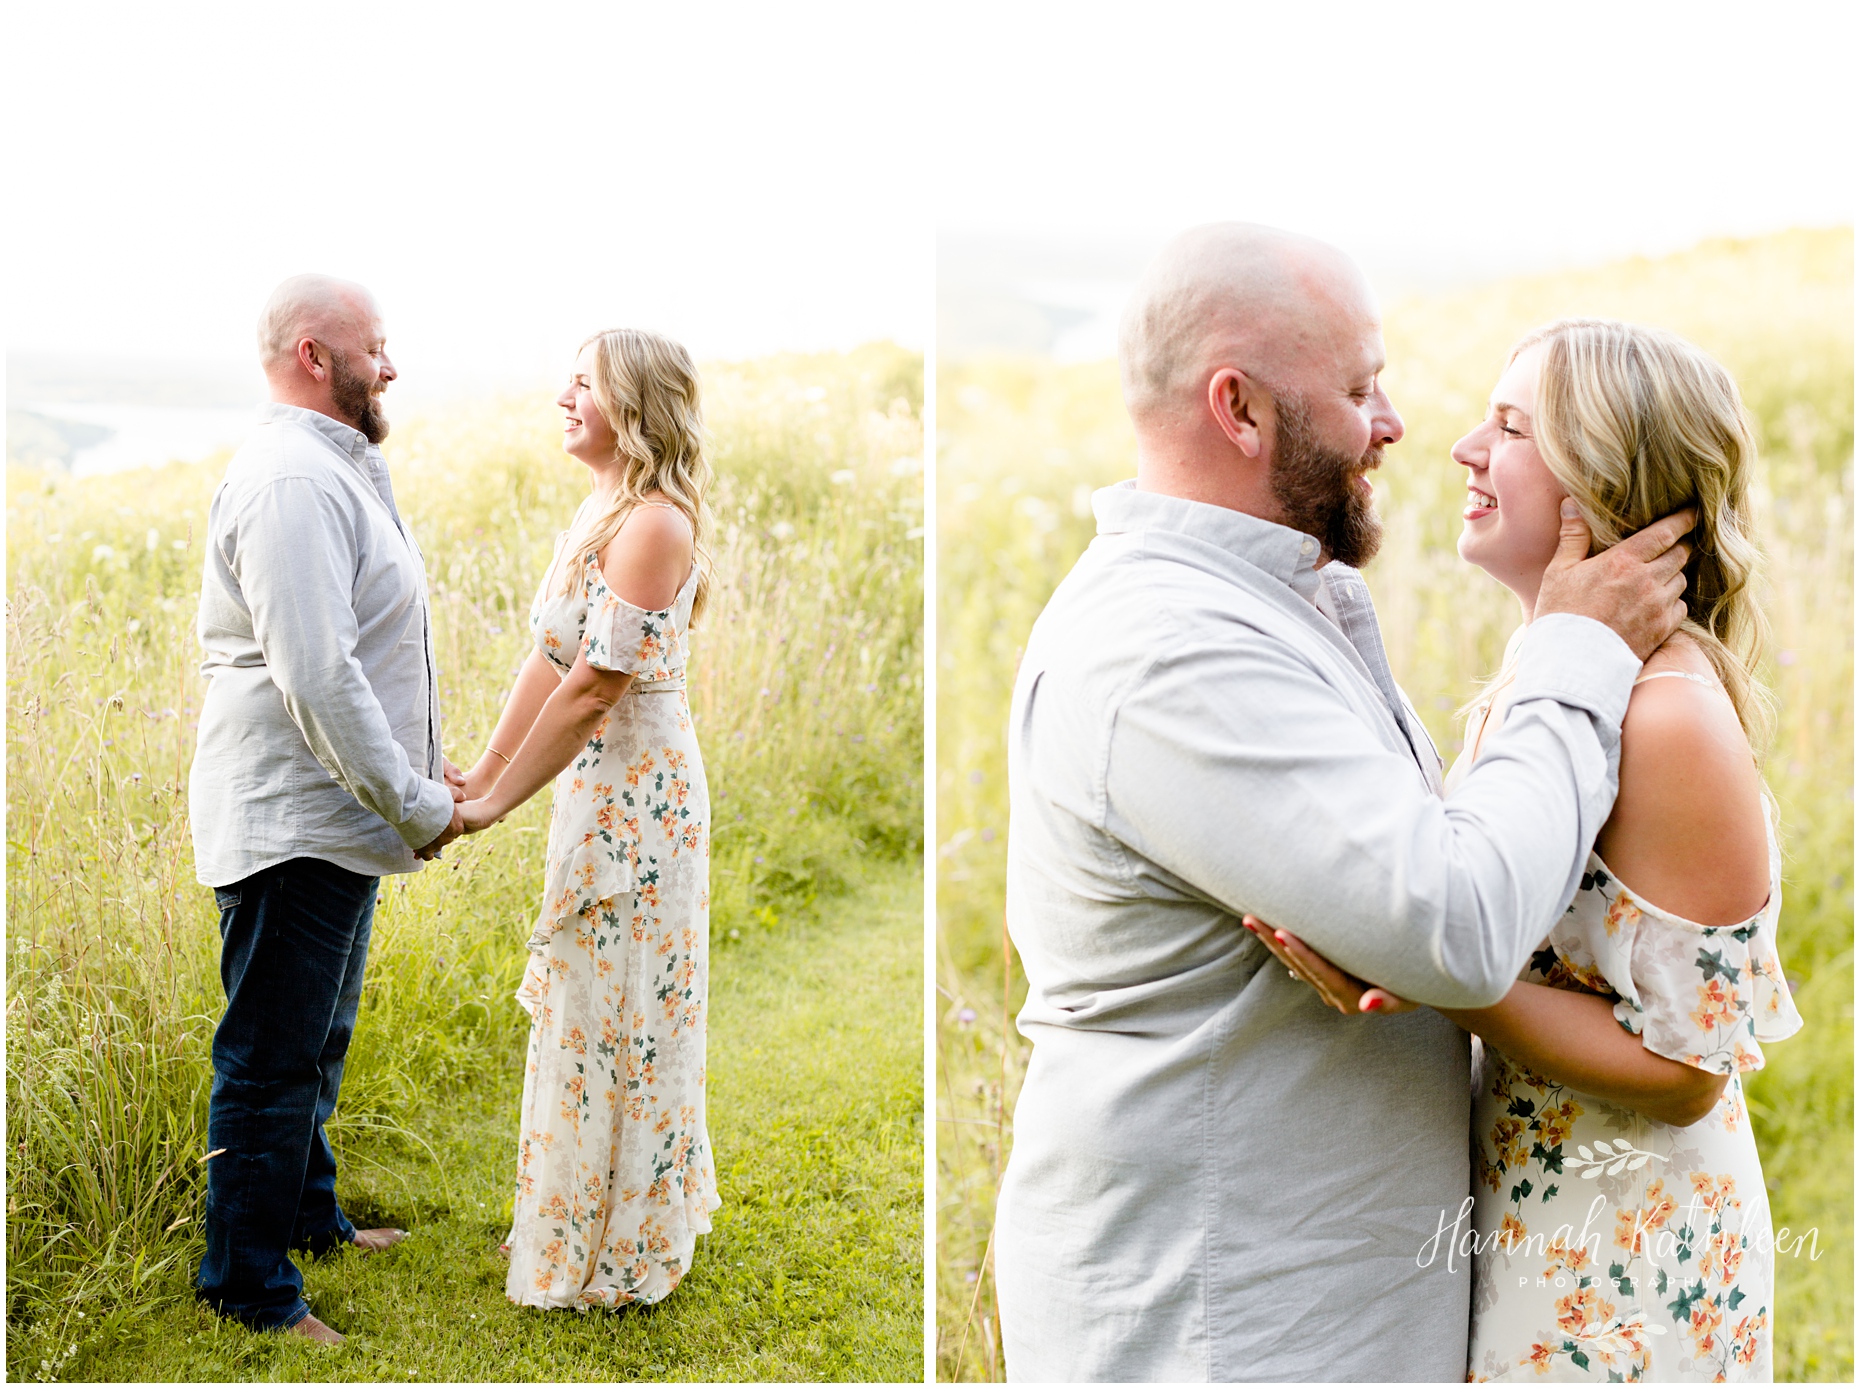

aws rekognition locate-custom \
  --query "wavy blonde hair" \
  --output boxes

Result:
[1513,317,1772,755]
[555,328,715,623]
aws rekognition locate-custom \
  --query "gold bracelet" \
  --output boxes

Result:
[487,746,513,766]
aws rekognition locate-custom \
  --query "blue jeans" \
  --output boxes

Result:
[196,856,379,1330]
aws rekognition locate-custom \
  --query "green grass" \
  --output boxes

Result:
[935,229,1853,1381]
[5,344,925,1381]
[10,860,923,1383]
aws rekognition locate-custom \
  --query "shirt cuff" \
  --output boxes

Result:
[1510,613,1641,730]
[397,778,457,850]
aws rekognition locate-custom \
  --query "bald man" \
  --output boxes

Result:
[996,225,1695,1381]
[190,275,467,1342]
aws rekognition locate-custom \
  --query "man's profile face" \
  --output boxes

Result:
[1262,305,1402,567]
[1267,389,1385,568]
[321,295,396,444]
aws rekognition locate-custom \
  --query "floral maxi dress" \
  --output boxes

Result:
[504,544,720,1310]
[1466,800,1803,1382]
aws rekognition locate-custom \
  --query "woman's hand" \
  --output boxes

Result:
[461,759,502,802]
[459,797,503,834]
[1242,914,1418,1016]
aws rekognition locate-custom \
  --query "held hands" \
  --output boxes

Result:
[1241,914,1417,1016]
[415,802,467,861]
[458,798,502,834]
[415,758,496,860]
[1535,501,1696,661]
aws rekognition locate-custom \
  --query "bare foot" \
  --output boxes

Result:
[352,1227,408,1255]
[497,1242,511,1261]
[287,1312,344,1345]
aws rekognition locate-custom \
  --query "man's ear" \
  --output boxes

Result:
[1208,367,1268,458]
[296,337,329,383]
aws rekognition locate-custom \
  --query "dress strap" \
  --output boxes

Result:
[1632,670,1718,689]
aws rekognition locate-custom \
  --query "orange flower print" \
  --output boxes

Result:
[1699,1228,1744,1286]
[1613,1178,1677,1256]
[1602,892,1642,938]
[1689,979,1740,1032]
[1522,1341,1557,1375]
[1553,1284,1615,1338]
[1730,1313,1766,1367]
[1477,1153,1505,1194]
[1499,1211,1528,1253]
[1535,1099,1583,1148]
[1491,1116,1528,1169]
[1686,1295,1724,1357]
[1542,1237,1591,1278]
[1688,1171,1740,1220]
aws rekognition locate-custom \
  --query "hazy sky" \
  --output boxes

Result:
[7,4,929,394]
[7,3,1851,395]
[934,1,1854,286]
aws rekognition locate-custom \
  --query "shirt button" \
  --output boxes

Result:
[1299,539,1315,556]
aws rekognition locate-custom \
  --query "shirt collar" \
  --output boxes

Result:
[260,401,373,466]
[1092,480,1327,605]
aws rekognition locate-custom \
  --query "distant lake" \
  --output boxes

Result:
[14,401,260,476]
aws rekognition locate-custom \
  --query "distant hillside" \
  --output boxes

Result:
[5,410,114,470]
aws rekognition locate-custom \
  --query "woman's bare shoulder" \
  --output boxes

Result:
[598,498,694,610]
[1596,636,1769,925]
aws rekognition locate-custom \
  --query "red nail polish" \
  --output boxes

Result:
[1364,997,1382,1012]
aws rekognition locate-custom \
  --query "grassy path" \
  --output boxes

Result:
[56,860,922,1383]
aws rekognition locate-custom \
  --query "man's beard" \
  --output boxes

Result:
[1268,392,1383,569]
[329,350,389,444]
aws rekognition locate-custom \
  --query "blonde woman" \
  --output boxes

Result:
[1255,320,1802,1381]
[458,328,720,1310]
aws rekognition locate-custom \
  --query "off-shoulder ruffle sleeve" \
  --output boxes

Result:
[581,584,682,677]
[1553,861,1804,1076]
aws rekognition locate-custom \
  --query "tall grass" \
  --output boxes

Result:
[5,344,923,1379]
[935,229,1853,1381]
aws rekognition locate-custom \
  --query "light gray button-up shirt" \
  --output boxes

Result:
[997,482,1641,1383]
[190,403,454,886]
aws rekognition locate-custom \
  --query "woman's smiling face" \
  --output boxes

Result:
[557,341,619,467]
[1453,343,1569,607]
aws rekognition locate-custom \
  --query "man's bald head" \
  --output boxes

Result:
[256,274,397,442]
[1119,223,1374,426]
[257,274,379,374]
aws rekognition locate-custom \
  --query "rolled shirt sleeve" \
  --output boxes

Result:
[1103,610,1640,1007]
[232,476,455,851]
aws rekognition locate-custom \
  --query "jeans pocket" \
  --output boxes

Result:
[214,888,242,912]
